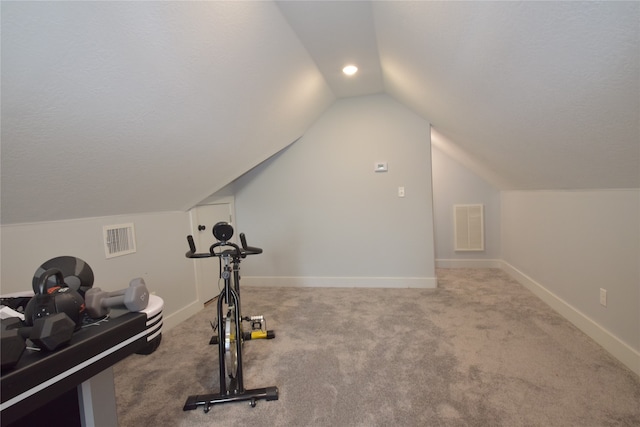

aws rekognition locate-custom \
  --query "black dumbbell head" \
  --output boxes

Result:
[1,317,23,330]
[1,328,26,371]
[30,313,75,351]
[0,313,75,371]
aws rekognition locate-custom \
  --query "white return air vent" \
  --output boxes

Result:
[103,223,137,258]
[454,204,484,251]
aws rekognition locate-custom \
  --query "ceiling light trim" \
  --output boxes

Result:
[342,65,358,76]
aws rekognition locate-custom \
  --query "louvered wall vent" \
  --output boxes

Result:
[103,223,137,258]
[454,204,484,251]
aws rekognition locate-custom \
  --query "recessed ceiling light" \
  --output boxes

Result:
[342,65,358,76]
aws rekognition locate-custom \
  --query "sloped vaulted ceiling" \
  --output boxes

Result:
[1,1,639,225]
[374,1,639,190]
[1,1,334,224]
[279,1,639,190]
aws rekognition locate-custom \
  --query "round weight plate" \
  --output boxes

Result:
[32,256,94,295]
[213,222,234,242]
[224,314,238,379]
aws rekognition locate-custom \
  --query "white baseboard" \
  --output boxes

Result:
[436,259,503,268]
[160,300,202,332]
[500,260,640,377]
[241,276,437,289]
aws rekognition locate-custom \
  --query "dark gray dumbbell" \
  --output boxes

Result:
[84,278,149,318]
[1,313,76,371]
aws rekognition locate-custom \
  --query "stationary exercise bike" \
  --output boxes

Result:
[183,222,278,412]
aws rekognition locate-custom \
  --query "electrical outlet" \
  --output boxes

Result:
[600,288,607,307]
[398,186,405,197]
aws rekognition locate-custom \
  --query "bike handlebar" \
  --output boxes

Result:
[185,230,263,260]
[185,226,262,259]
[239,233,263,256]
[209,241,242,258]
[185,235,212,258]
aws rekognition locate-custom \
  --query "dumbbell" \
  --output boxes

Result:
[84,278,149,319]
[1,313,76,371]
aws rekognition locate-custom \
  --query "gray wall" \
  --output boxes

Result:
[1,211,200,330]
[432,146,639,372]
[501,190,639,355]
[232,94,436,287]
[431,144,501,263]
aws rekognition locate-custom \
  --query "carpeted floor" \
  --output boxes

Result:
[113,268,640,426]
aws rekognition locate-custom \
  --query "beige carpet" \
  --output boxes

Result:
[114,268,640,426]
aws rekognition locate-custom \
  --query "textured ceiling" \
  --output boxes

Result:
[1,1,638,225]
[281,1,640,190]
[1,1,335,224]
[276,1,384,98]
